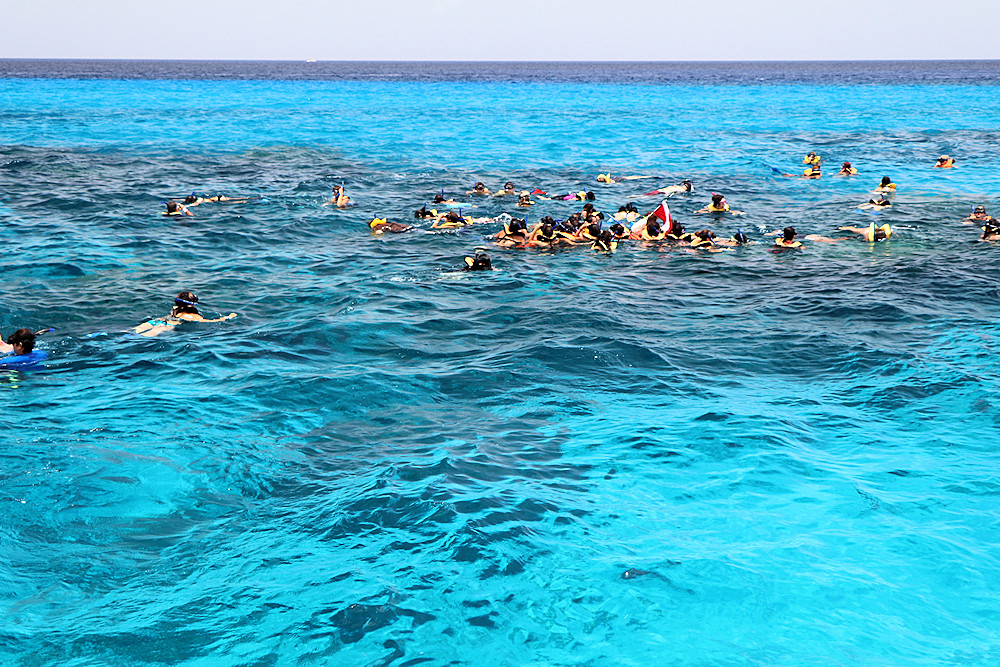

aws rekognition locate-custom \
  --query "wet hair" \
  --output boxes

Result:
[873,228,888,241]
[711,193,725,204]
[172,291,200,316]
[646,218,662,236]
[732,230,749,245]
[983,218,1000,238]
[165,201,180,213]
[585,222,602,238]
[782,226,796,241]
[594,230,615,250]
[8,328,35,353]
[505,218,527,235]
[433,194,446,203]
[184,195,198,204]
[695,229,715,241]
[880,176,892,187]
[445,211,462,223]
[585,191,596,201]
[974,205,987,214]
[504,181,514,189]
[582,203,595,213]
[609,222,626,238]
[842,162,852,169]
[625,202,638,213]
[465,252,493,271]
[540,216,555,225]
[539,222,554,238]
[414,205,433,219]
[617,205,628,213]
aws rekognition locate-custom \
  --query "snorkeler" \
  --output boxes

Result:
[369,217,414,234]
[164,200,193,217]
[875,176,897,193]
[934,155,956,169]
[133,291,237,338]
[801,162,822,179]
[595,173,648,183]
[695,193,743,215]
[837,162,858,176]
[431,211,468,229]
[517,191,535,207]
[965,205,991,223]
[803,152,821,166]
[494,218,529,246]
[688,229,722,250]
[644,179,693,197]
[467,182,491,196]
[433,193,458,205]
[183,194,251,207]
[838,223,892,242]
[980,218,1000,241]
[414,205,437,219]
[715,229,751,247]
[591,230,617,251]
[495,181,516,196]
[858,194,892,210]
[774,226,802,248]
[322,186,351,208]
[463,251,494,270]
[0,328,36,356]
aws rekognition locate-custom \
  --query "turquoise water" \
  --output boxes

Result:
[2,61,1000,665]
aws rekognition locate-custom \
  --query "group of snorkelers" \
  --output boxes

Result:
[364,149,996,267]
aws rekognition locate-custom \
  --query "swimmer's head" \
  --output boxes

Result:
[464,252,493,271]
[609,222,626,237]
[518,193,533,205]
[414,205,432,219]
[938,155,950,162]
[184,195,198,205]
[732,230,749,245]
[585,191,596,201]
[880,176,892,187]
[873,227,888,241]
[8,328,35,354]
[505,219,527,235]
[433,194,446,203]
[782,226,796,241]
[711,193,725,205]
[975,205,987,215]
[473,181,486,192]
[540,222,554,237]
[682,179,693,189]
[586,222,602,238]
[582,203,595,213]
[646,218,662,236]
[165,200,180,213]
[842,162,852,169]
[445,211,462,223]
[695,229,715,241]
[173,291,199,315]
[504,181,514,190]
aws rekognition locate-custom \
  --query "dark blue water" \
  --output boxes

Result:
[2,60,1000,666]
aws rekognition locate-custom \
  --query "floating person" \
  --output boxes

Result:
[467,182,491,196]
[644,179,693,197]
[163,200,193,217]
[803,151,821,166]
[595,173,649,183]
[837,162,858,176]
[369,217,414,234]
[965,205,991,224]
[591,229,618,251]
[431,211,468,229]
[414,205,437,219]
[526,220,563,247]
[980,218,1000,241]
[433,193,458,205]
[688,229,722,250]
[858,194,893,210]
[631,200,673,240]
[541,190,596,202]
[838,222,893,242]
[496,182,516,196]
[695,193,743,215]
[801,162,822,179]
[133,291,237,338]
[934,155,956,169]
[716,229,751,247]
[463,251,494,270]
[608,222,630,240]
[494,218,529,246]
[517,192,535,207]
[875,176,897,193]
[0,328,48,370]
[774,226,803,248]
[183,194,252,207]
[322,186,351,208]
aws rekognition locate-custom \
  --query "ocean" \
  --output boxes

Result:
[1,59,999,666]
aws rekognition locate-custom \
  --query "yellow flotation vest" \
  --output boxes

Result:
[803,154,821,165]
[775,238,802,248]
[867,222,892,242]
[707,203,730,212]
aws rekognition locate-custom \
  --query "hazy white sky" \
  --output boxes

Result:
[5,0,999,61]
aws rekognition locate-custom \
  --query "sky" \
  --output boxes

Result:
[4,0,999,61]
